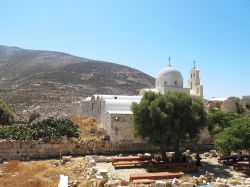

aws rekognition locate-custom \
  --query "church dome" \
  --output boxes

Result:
[156,66,183,88]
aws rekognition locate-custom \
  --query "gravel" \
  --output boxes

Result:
[96,162,147,181]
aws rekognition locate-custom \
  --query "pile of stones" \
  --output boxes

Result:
[203,150,219,158]
[66,153,249,187]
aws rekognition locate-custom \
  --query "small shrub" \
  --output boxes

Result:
[0,117,80,140]
[0,100,14,125]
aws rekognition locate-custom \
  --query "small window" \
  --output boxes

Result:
[174,81,177,86]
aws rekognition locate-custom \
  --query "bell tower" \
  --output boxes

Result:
[188,61,203,97]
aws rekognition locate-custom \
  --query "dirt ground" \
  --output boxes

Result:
[97,155,249,181]
[0,157,89,187]
[0,155,248,187]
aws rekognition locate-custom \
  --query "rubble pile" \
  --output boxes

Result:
[65,154,249,187]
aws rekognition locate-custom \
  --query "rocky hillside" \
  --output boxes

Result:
[0,45,154,121]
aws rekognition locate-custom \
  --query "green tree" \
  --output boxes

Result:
[207,110,241,137]
[215,117,250,163]
[0,100,14,125]
[245,103,250,111]
[132,92,207,162]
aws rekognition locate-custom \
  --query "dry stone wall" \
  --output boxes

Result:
[0,139,158,160]
[0,138,213,160]
[222,97,240,113]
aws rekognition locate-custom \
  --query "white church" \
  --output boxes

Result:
[140,59,203,97]
[80,60,203,148]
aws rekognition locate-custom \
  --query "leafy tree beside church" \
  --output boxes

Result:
[132,91,207,162]
[215,117,250,155]
[207,109,241,137]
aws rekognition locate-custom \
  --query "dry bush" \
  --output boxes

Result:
[3,160,21,173]
[71,116,98,129]
[70,116,107,141]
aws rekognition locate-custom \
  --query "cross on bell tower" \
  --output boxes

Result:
[188,60,203,97]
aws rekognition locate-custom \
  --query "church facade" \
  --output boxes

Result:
[140,61,203,97]
[80,62,203,146]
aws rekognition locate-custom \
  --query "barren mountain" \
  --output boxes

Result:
[0,45,154,121]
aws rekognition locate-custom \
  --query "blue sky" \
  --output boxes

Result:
[1,0,250,99]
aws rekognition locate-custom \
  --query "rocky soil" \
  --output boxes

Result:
[0,45,154,122]
[1,151,249,187]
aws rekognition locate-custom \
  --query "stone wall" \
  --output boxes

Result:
[108,113,143,144]
[0,140,75,159]
[0,139,158,160]
[222,97,239,113]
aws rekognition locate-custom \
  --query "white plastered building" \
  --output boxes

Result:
[81,62,204,146]
[81,95,143,145]
[140,63,203,97]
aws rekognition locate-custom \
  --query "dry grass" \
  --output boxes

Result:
[0,157,90,187]
[0,117,106,187]
[71,116,98,129]
[0,160,59,187]
[3,160,21,173]
[70,116,107,141]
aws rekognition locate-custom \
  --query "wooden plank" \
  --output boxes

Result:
[130,172,184,181]
[112,161,143,166]
[147,162,197,172]
[161,167,197,172]
[234,162,250,171]
[112,156,152,162]
[112,156,152,168]
[132,179,156,184]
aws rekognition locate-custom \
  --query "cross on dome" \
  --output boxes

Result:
[168,56,172,67]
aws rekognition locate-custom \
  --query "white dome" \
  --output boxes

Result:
[156,66,183,88]
[157,66,182,78]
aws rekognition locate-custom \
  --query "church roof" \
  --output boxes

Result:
[104,97,141,114]
[156,66,182,79]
